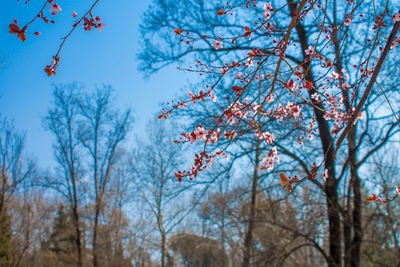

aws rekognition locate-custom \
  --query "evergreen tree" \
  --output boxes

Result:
[40,205,78,267]
[0,212,15,267]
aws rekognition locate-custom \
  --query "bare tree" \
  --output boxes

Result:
[43,84,85,267]
[0,116,35,217]
[77,86,132,267]
[44,84,133,267]
[0,116,35,266]
[132,119,196,267]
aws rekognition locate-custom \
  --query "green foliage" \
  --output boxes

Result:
[40,205,78,267]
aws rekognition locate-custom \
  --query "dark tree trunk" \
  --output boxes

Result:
[156,210,167,267]
[72,203,83,267]
[332,29,362,267]
[324,181,342,267]
[242,141,260,267]
[161,231,166,267]
[288,2,342,266]
[0,195,4,218]
[351,172,362,267]
[343,213,352,267]
[92,202,100,267]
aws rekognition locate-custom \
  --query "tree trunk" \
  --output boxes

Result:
[0,194,4,218]
[343,212,352,267]
[288,2,342,266]
[221,218,227,267]
[92,202,100,267]
[351,172,362,267]
[332,29,362,267]
[322,173,341,267]
[242,141,260,267]
[161,231,166,267]
[72,203,83,267]
[157,209,167,267]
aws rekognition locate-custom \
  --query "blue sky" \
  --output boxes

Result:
[0,0,195,168]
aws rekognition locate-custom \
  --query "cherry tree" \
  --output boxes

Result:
[137,1,400,266]
[10,0,400,266]
[10,1,399,181]
[8,0,104,76]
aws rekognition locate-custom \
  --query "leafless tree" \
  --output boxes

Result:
[77,86,132,267]
[43,84,85,267]
[0,116,35,217]
[132,119,198,267]
[44,84,133,267]
[0,116,36,267]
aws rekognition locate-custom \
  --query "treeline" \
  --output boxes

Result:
[0,83,399,267]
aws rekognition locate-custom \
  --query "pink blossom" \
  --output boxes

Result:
[72,12,77,17]
[50,3,62,15]
[208,128,220,144]
[245,58,254,68]
[273,105,287,121]
[188,91,198,104]
[396,187,400,197]
[178,102,187,109]
[391,39,400,49]
[190,164,196,173]
[287,79,299,92]
[341,82,351,90]
[220,67,229,74]
[265,94,274,103]
[331,71,340,79]
[260,146,279,170]
[212,40,223,50]
[252,103,260,114]
[286,102,301,118]
[224,130,237,140]
[194,126,207,141]
[344,15,353,26]
[263,11,271,20]
[305,45,315,55]
[255,130,275,144]
[98,23,106,32]
[323,169,329,182]
[226,116,236,125]
[182,132,196,143]
[311,93,320,102]
[215,149,226,158]
[263,2,274,12]
[297,139,304,146]
[393,13,400,22]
